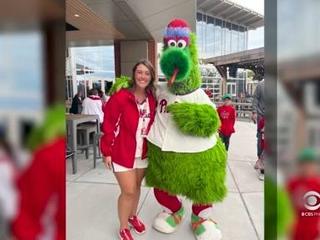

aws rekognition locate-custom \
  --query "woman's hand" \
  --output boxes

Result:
[103,156,112,170]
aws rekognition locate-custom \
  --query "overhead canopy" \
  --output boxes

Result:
[204,47,264,66]
[67,0,126,47]
[124,0,196,41]
[66,0,264,46]
[66,0,196,46]
[204,47,264,80]
[197,0,264,29]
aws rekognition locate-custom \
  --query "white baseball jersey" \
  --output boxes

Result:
[147,82,218,153]
[81,96,104,123]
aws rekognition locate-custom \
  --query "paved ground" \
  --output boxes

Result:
[67,121,264,240]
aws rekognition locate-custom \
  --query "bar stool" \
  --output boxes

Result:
[77,122,97,159]
[66,119,99,174]
[93,132,102,168]
[66,150,76,174]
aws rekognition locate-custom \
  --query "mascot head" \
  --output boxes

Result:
[160,18,202,95]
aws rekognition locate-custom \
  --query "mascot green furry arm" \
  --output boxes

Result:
[108,75,132,96]
[167,101,220,137]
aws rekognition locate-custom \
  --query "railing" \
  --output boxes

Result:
[215,102,253,120]
[65,100,253,120]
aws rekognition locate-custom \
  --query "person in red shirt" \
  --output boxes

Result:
[204,86,213,98]
[287,148,320,240]
[100,59,156,240]
[217,94,236,151]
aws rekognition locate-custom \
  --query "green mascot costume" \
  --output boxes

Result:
[145,18,227,240]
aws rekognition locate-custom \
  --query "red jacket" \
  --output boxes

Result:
[12,137,65,240]
[100,89,156,168]
[287,176,320,240]
[217,105,236,136]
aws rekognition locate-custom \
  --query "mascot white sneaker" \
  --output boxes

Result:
[153,207,185,234]
[191,214,222,240]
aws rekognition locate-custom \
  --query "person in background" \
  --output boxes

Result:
[252,79,265,171]
[0,136,18,239]
[217,94,236,151]
[98,89,109,107]
[69,91,83,114]
[204,86,213,98]
[257,117,265,180]
[82,88,104,124]
[100,59,156,240]
[286,148,320,240]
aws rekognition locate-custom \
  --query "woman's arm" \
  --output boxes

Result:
[100,92,122,156]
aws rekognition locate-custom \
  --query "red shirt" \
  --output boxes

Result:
[100,89,156,168]
[12,137,66,240]
[287,176,320,240]
[217,105,236,136]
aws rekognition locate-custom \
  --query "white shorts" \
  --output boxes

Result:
[112,157,148,172]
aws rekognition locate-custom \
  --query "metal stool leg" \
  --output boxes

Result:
[72,153,77,174]
[93,133,100,168]
[93,141,97,168]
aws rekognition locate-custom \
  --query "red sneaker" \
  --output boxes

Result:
[128,215,146,234]
[119,228,134,240]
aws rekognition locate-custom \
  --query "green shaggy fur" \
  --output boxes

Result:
[265,177,294,240]
[169,33,202,95]
[27,104,66,151]
[146,138,227,204]
[108,75,132,95]
[160,48,191,81]
[167,102,220,137]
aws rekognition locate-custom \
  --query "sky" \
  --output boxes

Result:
[229,0,264,15]
[0,32,44,110]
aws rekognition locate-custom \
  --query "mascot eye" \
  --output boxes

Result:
[168,40,177,48]
[177,40,187,48]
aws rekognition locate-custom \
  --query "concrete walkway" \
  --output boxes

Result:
[67,121,264,240]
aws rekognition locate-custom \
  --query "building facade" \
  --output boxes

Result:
[196,11,255,100]
[66,46,115,100]
[196,12,248,59]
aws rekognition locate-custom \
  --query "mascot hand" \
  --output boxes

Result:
[108,75,132,95]
[167,102,220,137]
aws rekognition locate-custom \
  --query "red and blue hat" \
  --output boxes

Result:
[163,18,191,46]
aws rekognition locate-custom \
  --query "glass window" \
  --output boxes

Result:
[70,46,115,97]
[225,22,231,54]
[207,15,214,24]
[197,12,203,22]
[232,84,236,94]
[214,19,222,56]
[239,31,245,51]
[231,24,239,52]
[196,12,206,58]
[71,46,115,81]
[196,20,206,58]
[206,16,215,58]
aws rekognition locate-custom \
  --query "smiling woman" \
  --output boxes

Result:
[100,59,157,240]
